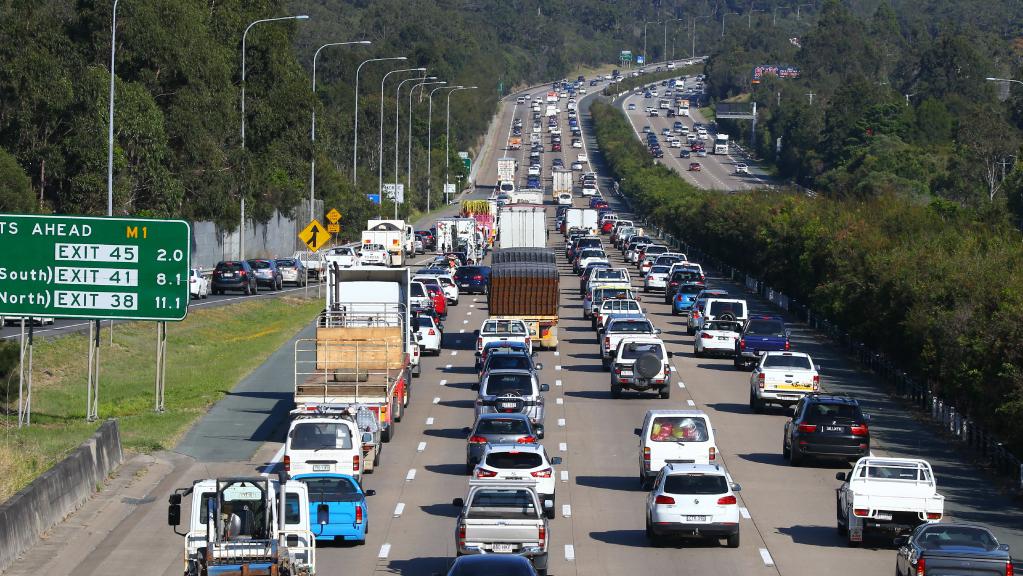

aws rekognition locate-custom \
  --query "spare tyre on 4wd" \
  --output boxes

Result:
[610,336,673,399]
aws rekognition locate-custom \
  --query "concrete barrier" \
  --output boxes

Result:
[0,420,123,573]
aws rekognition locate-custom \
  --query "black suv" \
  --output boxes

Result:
[782,394,870,466]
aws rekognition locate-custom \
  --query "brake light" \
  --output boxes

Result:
[717,495,737,505]
[654,495,675,505]
[517,436,537,444]
[784,340,791,351]
[692,309,700,319]
[475,468,498,478]
[850,424,868,436]
[757,373,765,389]
[531,467,553,478]
[701,333,713,339]
[353,454,360,472]
[538,525,546,547]
[643,447,651,468]
[1005,560,1013,576]
[853,508,870,517]
[283,455,290,472]
[925,512,942,520]
[604,337,610,349]
[458,522,466,547]
[355,505,363,525]
[468,435,488,444]
[709,447,716,461]
[812,375,820,390]
[916,557,926,576]
[476,338,483,350]
[798,424,817,433]
[473,275,483,281]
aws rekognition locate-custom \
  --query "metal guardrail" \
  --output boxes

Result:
[615,191,1023,493]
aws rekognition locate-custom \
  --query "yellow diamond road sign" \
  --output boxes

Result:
[299,219,331,252]
[326,208,342,224]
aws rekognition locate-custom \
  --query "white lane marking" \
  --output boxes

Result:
[450,351,458,356]
[562,504,572,518]
[559,442,567,451]
[459,329,465,333]
[554,351,560,357]
[417,441,427,452]
[740,507,751,519]
[671,365,678,372]
[467,311,472,316]
[556,398,563,405]
[426,417,435,425]
[565,544,576,561]
[556,379,562,387]
[558,418,566,427]
[687,399,696,406]
[405,469,416,481]
[433,397,440,404]
[560,470,569,482]
[678,381,686,388]
[394,503,405,518]
[470,304,476,308]
[260,445,286,477]
[378,544,391,559]
[759,548,775,567]
[473,298,478,303]
[463,319,469,324]
[440,379,448,386]
[445,364,453,369]
[555,365,562,371]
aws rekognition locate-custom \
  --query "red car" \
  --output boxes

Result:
[421,283,447,317]
[688,162,702,171]
[601,220,616,234]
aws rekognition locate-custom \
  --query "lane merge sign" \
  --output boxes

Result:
[0,214,191,321]
[299,219,330,252]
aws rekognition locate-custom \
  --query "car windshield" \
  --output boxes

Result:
[487,355,532,372]
[763,355,812,370]
[276,259,297,267]
[301,476,362,502]
[475,418,531,435]
[804,403,862,424]
[916,526,998,551]
[649,266,671,275]
[483,320,527,335]
[485,452,543,470]
[708,301,744,317]
[484,374,533,396]
[746,320,785,337]
[465,489,539,519]
[621,342,662,359]
[649,417,710,442]
[609,321,653,333]
[595,288,632,301]
[580,250,604,258]
[595,269,626,281]
[663,474,728,495]
[290,422,353,450]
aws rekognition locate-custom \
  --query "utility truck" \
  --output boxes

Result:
[361,220,414,266]
[436,217,484,262]
[294,267,414,443]
[167,475,316,576]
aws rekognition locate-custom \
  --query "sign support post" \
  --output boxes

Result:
[155,321,167,412]
[17,318,34,428]
[86,319,100,422]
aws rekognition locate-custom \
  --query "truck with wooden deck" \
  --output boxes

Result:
[488,248,559,350]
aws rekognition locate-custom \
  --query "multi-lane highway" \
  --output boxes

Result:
[9,69,1021,576]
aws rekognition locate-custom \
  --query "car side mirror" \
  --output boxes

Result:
[452,498,464,507]
[415,333,423,342]
[540,384,550,392]
[864,413,871,421]
[893,536,909,547]
[730,483,742,492]
[535,425,545,440]
[535,363,543,370]
[835,472,847,481]
[633,427,642,436]
[785,329,792,338]
[550,456,563,465]
[365,489,376,497]
[998,544,1010,552]
[167,495,181,527]
[655,328,662,334]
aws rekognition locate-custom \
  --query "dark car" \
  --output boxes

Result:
[679,149,691,158]
[453,265,491,294]
[416,230,436,251]
[894,524,1013,576]
[783,394,870,465]
[476,340,531,374]
[478,348,543,382]
[212,260,258,295]
[446,555,539,576]
[735,316,791,369]
[247,259,283,291]
[464,413,544,472]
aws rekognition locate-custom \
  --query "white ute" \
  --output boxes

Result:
[749,351,820,412]
[836,457,944,546]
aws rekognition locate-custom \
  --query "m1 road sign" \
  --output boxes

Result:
[0,214,191,321]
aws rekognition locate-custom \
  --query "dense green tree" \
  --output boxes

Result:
[0,147,36,212]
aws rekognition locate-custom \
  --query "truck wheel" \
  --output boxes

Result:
[244,282,253,296]
[686,325,694,336]
[726,531,740,548]
[658,385,671,400]
[789,445,803,466]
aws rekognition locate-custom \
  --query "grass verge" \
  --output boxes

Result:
[0,295,323,502]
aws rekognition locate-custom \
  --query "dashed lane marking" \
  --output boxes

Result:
[740,507,751,519]
[405,469,416,481]
[463,320,469,324]
[450,351,458,356]
[565,544,576,561]
[554,351,560,356]
[394,503,405,517]
[560,470,569,482]
[559,442,567,451]
[440,379,448,386]
[433,397,440,404]
[562,504,572,518]
[426,417,435,425]
[687,399,696,406]
[556,379,562,387]
[759,548,775,567]
[445,364,453,369]
[555,365,562,371]
[378,544,391,559]
[417,441,427,452]
[678,382,686,388]
[460,329,465,333]
[556,398,563,405]
[558,418,566,427]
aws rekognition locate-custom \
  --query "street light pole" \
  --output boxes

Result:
[395,74,434,219]
[107,0,120,217]
[722,12,739,37]
[691,16,710,58]
[378,67,425,216]
[240,13,309,259]
[408,80,446,205]
[352,56,406,184]
[445,86,477,205]
[311,40,370,220]
[427,85,460,213]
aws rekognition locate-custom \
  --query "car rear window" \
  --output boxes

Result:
[248,260,271,269]
[483,320,527,335]
[415,317,435,329]
[677,284,704,295]
[484,374,533,396]
[708,301,745,317]
[608,321,653,333]
[485,452,543,470]
[704,321,741,332]
[649,417,710,442]
[276,259,297,266]
[466,489,538,519]
[580,249,604,258]
[621,342,662,359]
[594,288,632,301]
[595,269,627,281]
[301,477,361,502]
[410,283,426,297]
[763,355,812,370]
[804,403,863,424]
[746,320,785,336]
[216,262,243,272]
[917,527,998,551]
[663,474,728,495]
[649,266,670,274]
[486,355,531,371]
[290,422,353,450]
[475,418,530,435]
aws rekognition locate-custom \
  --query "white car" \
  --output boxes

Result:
[189,268,210,299]
[575,249,608,272]
[628,103,637,110]
[415,271,459,304]
[324,246,359,269]
[556,192,573,205]
[571,161,583,171]
[414,314,443,355]
[532,123,541,133]
[580,184,598,196]
[643,265,671,292]
[749,351,821,412]
[473,443,562,518]
[527,165,541,177]
[669,139,682,148]
[572,139,583,149]
[693,319,741,357]
[576,153,588,164]
[735,163,749,174]
[358,243,389,266]
[645,463,741,548]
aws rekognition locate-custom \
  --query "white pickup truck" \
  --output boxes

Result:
[453,480,551,575]
[749,351,820,412]
[836,457,944,546]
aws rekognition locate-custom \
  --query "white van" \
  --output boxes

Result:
[636,409,718,488]
[285,406,379,483]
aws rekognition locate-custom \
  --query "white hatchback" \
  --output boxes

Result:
[645,463,741,548]
[694,319,741,357]
[473,443,562,518]
[557,192,573,205]
[414,314,443,355]
[189,268,210,299]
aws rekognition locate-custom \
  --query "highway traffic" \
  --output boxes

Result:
[10,66,1020,576]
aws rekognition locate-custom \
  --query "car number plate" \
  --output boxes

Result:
[621,370,633,376]
[717,336,729,341]
[685,515,708,522]
[823,425,843,433]
[460,283,470,288]
[875,512,893,521]
[222,272,234,277]
[500,402,518,410]
[312,464,331,471]
[493,544,514,553]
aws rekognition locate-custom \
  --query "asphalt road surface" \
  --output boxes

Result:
[11,68,1021,576]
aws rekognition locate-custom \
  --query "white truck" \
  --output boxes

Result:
[499,205,547,248]
[436,217,482,259]
[167,475,316,576]
[552,169,573,197]
[453,480,551,575]
[497,158,517,182]
[563,207,599,235]
[293,250,325,281]
[362,220,414,266]
[749,351,820,412]
[713,133,730,155]
[510,188,544,205]
[836,457,945,546]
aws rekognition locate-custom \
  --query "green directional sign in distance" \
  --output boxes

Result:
[0,214,191,321]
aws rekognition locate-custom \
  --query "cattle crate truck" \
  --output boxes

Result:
[294,267,413,443]
[488,248,559,349]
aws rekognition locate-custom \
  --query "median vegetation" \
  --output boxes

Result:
[590,99,1023,455]
[0,296,323,502]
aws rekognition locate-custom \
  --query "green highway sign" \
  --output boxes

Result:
[0,214,191,321]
